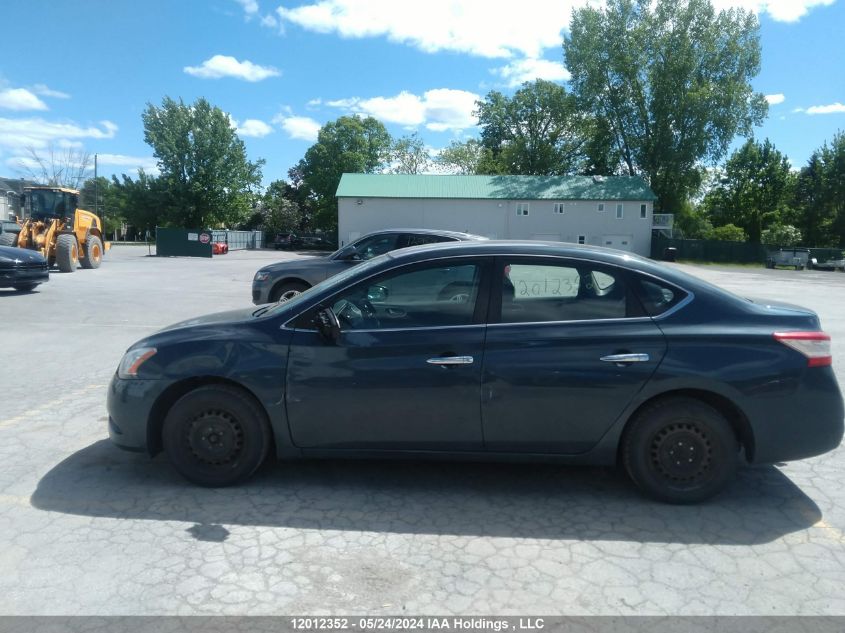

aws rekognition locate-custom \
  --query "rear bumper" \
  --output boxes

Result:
[747,366,844,463]
[107,374,167,453]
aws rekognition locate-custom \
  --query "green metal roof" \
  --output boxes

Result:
[336,173,657,201]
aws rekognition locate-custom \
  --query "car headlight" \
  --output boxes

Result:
[254,271,271,282]
[118,347,157,379]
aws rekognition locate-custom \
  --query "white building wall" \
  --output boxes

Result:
[338,197,654,256]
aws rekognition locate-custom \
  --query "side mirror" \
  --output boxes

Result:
[314,306,341,342]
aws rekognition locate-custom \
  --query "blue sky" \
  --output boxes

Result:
[1,0,843,186]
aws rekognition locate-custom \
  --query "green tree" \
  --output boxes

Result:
[564,0,767,212]
[793,132,845,247]
[109,170,169,235]
[475,80,587,175]
[257,180,305,235]
[390,133,431,174]
[706,223,746,242]
[703,138,794,243]
[294,116,392,231]
[142,97,264,228]
[761,223,802,246]
[434,139,490,174]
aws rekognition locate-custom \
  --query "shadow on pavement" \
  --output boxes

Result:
[32,440,821,545]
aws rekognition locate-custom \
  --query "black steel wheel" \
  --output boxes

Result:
[623,396,739,503]
[162,384,271,486]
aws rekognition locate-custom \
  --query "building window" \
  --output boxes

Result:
[640,204,647,219]
[516,202,530,216]
[577,235,586,244]
[553,202,565,214]
[597,203,605,213]
[616,203,624,219]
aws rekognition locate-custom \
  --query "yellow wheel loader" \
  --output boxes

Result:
[0,187,110,272]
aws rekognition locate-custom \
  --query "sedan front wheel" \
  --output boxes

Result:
[622,396,739,504]
[162,384,271,486]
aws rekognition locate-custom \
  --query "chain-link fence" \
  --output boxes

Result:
[652,234,843,265]
[210,230,264,250]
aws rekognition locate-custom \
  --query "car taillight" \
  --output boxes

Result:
[774,331,832,367]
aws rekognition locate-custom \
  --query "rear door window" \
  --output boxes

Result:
[499,260,631,323]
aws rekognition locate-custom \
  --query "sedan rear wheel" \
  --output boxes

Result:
[623,396,739,504]
[162,384,271,486]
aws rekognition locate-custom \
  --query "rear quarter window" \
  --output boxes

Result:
[634,275,688,316]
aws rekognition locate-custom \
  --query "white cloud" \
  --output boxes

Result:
[0,88,49,112]
[276,0,580,59]
[261,13,279,28]
[711,0,835,22]
[274,0,828,62]
[0,117,117,150]
[492,58,571,87]
[96,153,159,172]
[804,102,845,115]
[764,93,785,105]
[273,114,322,141]
[326,88,479,131]
[235,0,259,17]
[29,84,70,99]
[235,118,274,137]
[184,55,280,81]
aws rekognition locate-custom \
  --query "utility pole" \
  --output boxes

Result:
[94,153,103,236]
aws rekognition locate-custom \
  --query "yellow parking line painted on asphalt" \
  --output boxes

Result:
[0,384,105,429]
[0,494,32,509]
[813,518,845,542]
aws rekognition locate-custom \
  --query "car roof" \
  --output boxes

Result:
[360,228,488,241]
[381,239,732,297]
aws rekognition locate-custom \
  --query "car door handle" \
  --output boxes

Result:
[600,353,650,364]
[426,356,474,366]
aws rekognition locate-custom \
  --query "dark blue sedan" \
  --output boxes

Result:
[107,241,844,503]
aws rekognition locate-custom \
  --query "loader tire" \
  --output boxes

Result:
[56,234,79,273]
[81,235,103,269]
[0,233,17,247]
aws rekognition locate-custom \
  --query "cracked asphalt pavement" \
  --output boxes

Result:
[1,246,844,615]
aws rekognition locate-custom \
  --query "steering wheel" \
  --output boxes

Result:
[334,299,364,327]
[334,298,380,329]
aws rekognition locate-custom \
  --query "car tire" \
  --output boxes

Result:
[80,235,103,269]
[162,384,271,487]
[0,233,17,246]
[622,396,739,504]
[55,234,79,272]
[13,283,38,292]
[270,280,309,302]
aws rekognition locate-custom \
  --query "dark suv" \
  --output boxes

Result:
[253,228,487,303]
[272,233,303,250]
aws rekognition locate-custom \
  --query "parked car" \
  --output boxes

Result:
[766,248,812,270]
[0,244,49,291]
[252,228,487,304]
[273,233,303,250]
[108,240,843,503]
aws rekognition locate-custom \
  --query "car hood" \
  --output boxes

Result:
[259,256,331,273]
[0,245,46,263]
[158,306,261,333]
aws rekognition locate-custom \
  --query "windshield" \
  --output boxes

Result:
[26,190,71,219]
[256,253,391,317]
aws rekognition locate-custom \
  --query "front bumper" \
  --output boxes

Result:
[0,267,49,288]
[107,374,167,453]
[252,281,271,305]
